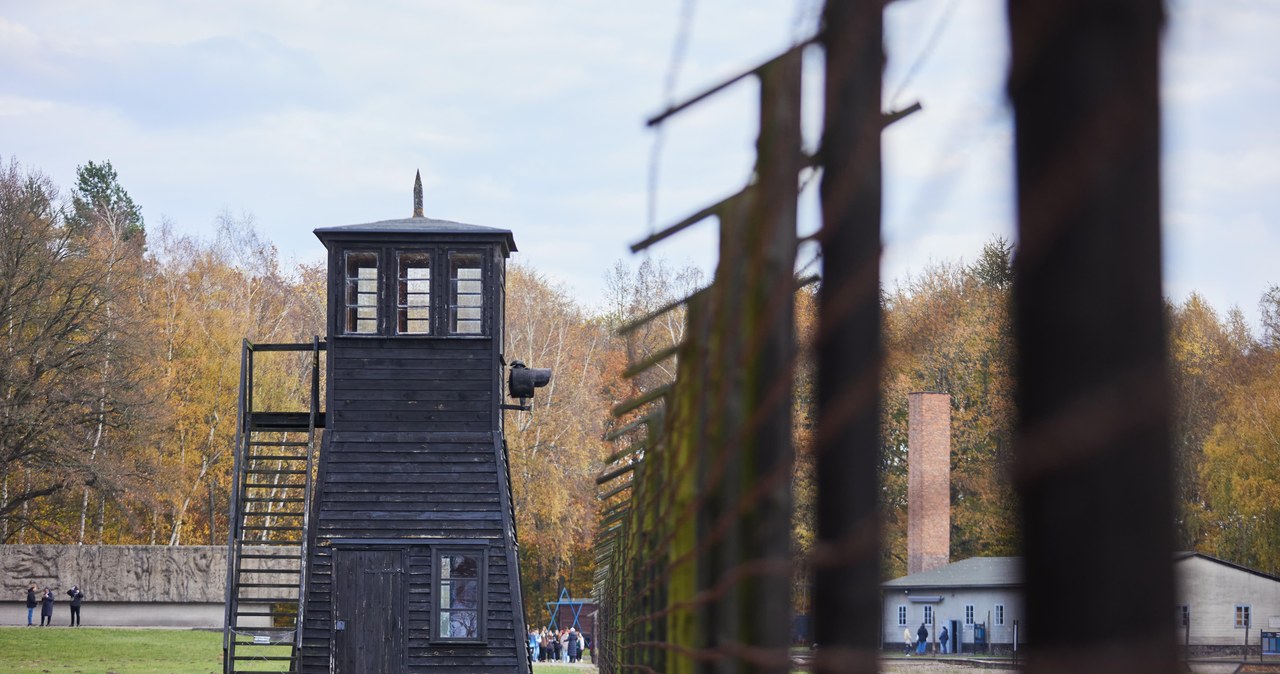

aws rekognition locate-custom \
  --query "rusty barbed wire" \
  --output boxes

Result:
[595,4,1172,673]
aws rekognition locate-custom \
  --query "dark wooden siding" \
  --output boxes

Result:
[315,439,503,537]
[299,334,522,673]
[328,338,495,433]
[300,543,518,674]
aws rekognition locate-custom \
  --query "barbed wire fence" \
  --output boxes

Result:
[594,42,804,674]
[594,1,1175,673]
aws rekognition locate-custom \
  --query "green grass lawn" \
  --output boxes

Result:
[0,627,224,674]
[0,627,599,674]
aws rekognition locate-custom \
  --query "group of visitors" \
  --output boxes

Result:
[903,622,950,655]
[23,584,85,627]
[528,626,588,663]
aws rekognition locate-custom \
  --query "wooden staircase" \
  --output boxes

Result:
[224,339,325,674]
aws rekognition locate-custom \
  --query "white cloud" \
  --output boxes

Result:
[0,0,1275,325]
[0,95,54,117]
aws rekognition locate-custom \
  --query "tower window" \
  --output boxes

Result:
[344,250,379,334]
[449,251,484,335]
[435,549,485,641]
[397,251,431,334]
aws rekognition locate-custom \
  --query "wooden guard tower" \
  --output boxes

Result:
[224,173,538,674]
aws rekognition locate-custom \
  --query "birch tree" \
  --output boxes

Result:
[0,159,124,541]
[504,265,614,617]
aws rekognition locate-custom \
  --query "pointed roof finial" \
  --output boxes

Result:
[413,170,424,218]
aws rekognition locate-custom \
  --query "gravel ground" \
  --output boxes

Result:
[880,661,1014,673]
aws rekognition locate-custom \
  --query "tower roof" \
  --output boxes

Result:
[313,217,517,253]
[312,171,517,253]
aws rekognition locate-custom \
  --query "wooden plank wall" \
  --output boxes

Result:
[328,338,495,433]
[300,544,517,672]
[299,335,521,673]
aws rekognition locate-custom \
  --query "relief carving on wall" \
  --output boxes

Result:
[0,545,238,602]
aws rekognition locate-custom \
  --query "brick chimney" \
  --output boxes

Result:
[907,392,951,575]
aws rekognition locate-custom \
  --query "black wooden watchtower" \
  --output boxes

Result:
[224,175,535,674]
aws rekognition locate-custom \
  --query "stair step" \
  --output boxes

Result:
[249,440,310,447]
[243,483,305,489]
[245,459,308,465]
[243,525,305,531]
[240,539,301,546]
[232,638,294,647]
[238,552,303,560]
[233,627,295,634]
[243,497,306,503]
[232,637,294,646]
[245,468,307,475]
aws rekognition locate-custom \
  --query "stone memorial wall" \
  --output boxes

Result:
[0,544,284,627]
[1,545,225,602]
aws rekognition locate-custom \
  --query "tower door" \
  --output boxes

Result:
[333,548,406,674]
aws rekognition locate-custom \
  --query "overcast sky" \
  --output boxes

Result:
[2,1,1276,331]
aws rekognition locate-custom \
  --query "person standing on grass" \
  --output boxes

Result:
[39,587,54,626]
[568,627,580,663]
[916,622,928,655]
[66,585,84,626]
[25,584,37,626]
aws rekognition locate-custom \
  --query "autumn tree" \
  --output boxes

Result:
[1195,290,1280,573]
[504,264,615,623]
[0,159,135,542]
[1166,294,1252,549]
[64,159,153,544]
[1199,350,1280,573]
[596,258,705,525]
[601,258,704,398]
[879,238,1019,577]
[139,212,322,545]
